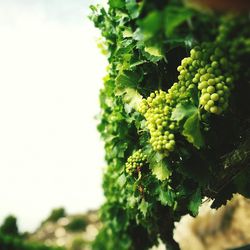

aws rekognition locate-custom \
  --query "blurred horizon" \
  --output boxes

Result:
[0,0,107,232]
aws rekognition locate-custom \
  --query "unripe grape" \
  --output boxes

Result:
[138,90,177,155]
[207,86,215,94]
[211,93,219,101]
[198,81,207,90]
[125,149,148,175]
[208,79,215,86]
[210,106,219,114]
[199,68,206,74]
[216,83,223,90]
[226,77,233,84]
[177,66,183,72]
[219,97,225,103]
[169,124,175,130]
[207,67,213,73]
[204,104,210,111]
[211,61,219,68]
[220,57,227,65]
[203,93,211,101]
[139,27,238,152]
[207,100,214,107]
[168,134,174,140]
[217,90,224,96]
[165,143,172,150]
[200,97,207,105]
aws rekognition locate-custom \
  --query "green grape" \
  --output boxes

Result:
[138,90,176,155]
[176,20,240,116]
[138,18,245,154]
[125,149,147,175]
[181,26,237,115]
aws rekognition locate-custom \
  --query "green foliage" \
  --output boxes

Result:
[45,208,66,223]
[90,0,250,249]
[182,110,203,148]
[164,5,193,37]
[0,233,64,250]
[65,217,87,232]
[0,215,19,237]
[71,237,87,250]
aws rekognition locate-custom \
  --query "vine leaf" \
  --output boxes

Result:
[115,70,141,89]
[139,199,149,217]
[171,102,197,122]
[183,113,204,149]
[144,46,164,58]
[115,70,143,113]
[158,186,176,206]
[188,188,202,216]
[171,102,204,149]
[151,160,171,181]
[125,0,141,19]
[147,151,172,181]
[108,0,125,9]
[164,6,193,37]
[127,195,139,209]
[118,174,127,187]
[122,88,143,113]
[138,10,163,39]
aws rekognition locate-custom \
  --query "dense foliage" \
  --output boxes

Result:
[65,217,87,232]
[0,214,64,250]
[44,208,66,223]
[90,0,250,249]
[0,233,64,250]
[0,215,19,237]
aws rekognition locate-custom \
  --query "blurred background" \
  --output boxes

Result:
[0,0,107,232]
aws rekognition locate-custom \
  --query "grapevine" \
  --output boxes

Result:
[90,1,250,249]
[139,20,239,156]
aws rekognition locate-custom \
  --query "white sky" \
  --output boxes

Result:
[0,0,107,232]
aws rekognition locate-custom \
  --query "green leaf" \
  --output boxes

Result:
[151,160,171,181]
[122,88,143,113]
[139,199,149,217]
[188,188,202,216]
[138,11,163,39]
[118,174,127,187]
[154,152,165,163]
[108,0,125,9]
[115,70,142,90]
[129,60,147,69]
[127,195,139,209]
[158,186,176,207]
[171,102,197,122]
[164,6,193,37]
[171,101,204,148]
[122,28,133,38]
[144,46,163,58]
[183,112,204,149]
[141,44,165,63]
[125,0,142,19]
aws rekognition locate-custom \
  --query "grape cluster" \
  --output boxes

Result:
[138,90,176,155]
[125,149,147,175]
[138,19,241,154]
[176,43,235,115]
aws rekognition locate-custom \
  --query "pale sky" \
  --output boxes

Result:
[0,0,107,232]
